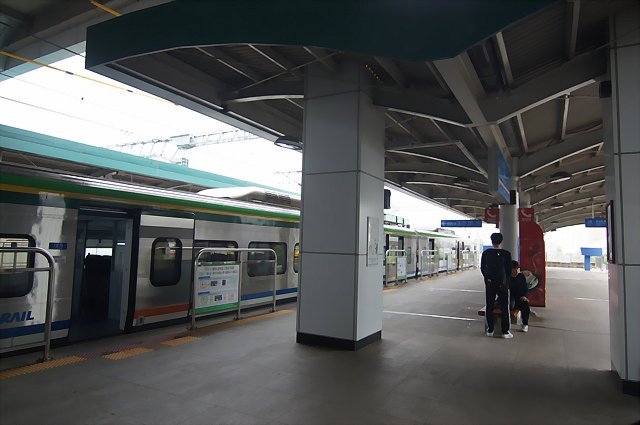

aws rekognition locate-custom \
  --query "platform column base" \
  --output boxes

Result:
[296,331,381,351]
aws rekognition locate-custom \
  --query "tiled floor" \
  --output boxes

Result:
[1,268,638,425]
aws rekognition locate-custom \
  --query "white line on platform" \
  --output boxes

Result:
[384,310,480,322]
[575,297,608,302]
[429,288,483,293]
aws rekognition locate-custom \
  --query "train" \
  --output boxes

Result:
[0,164,477,353]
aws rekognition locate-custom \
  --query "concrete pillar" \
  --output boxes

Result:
[296,61,385,350]
[519,191,531,208]
[499,176,519,260]
[603,3,640,395]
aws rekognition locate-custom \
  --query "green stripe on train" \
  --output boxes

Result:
[0,173,300,224]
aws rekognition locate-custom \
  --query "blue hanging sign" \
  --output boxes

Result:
[48,242,68,250]
[488,146,511,203]
[441,219,483,228]
[585,218,607,228]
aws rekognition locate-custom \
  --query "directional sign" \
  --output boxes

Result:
[585,218,607,227]
[488,146,511,203]
[441,219,482,228]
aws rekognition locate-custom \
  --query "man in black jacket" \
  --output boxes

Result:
[480,233,513,338]
[510,260,530,332]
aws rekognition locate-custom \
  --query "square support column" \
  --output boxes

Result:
[296,61,385,350]
[604,3,640,396]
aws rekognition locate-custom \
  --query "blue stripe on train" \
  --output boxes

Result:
[0,289,300,338]
[0,320,70,339]
[241,287,298,301]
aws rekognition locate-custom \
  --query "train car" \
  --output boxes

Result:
[383,224,469,284]
[0,164,300,353]
[0,164,475,353]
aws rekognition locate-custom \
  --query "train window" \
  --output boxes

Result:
[194,240,239,264]
[293,243,300,273]
[150,238,182,286]
[406,246,412,265]
[0,235,35,298]
[247,242,287,277]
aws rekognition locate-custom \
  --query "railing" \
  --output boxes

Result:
[418,249,438,278]
[384,249,407,286]
[0,247,55,361]
[190,248,277,330]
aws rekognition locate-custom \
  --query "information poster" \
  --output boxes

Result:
[194,264,240,314]
[396,257,407,280]
[367,216,380,266]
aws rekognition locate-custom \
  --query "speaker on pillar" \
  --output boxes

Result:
[599,80,612,98]
[384,189,391,209]
[510,190,517,205]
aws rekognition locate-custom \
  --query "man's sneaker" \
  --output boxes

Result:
[501,332,514,339]
[486,331,494,337]
[521,325,529,333]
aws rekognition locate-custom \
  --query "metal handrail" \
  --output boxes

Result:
[0,247,55,362]
[418,249,437,278]
[191,248,277,330]
[384,249,407,286]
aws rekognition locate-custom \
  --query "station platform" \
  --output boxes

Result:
[1,268,638,425]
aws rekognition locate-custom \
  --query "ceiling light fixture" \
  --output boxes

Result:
[549,171,572,183]
[453,177,471,187]
[274,136,303,152]
[550,202,564,209]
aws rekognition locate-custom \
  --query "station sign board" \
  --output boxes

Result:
[441,219,482,228]
[585,218,607,227]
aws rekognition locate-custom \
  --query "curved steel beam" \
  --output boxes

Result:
[519,128,603,178]
[480,51,605,123]
[538,202,606,223]
[531,174,604,205]
[520,156,604,190]
[404,181,489,197]
[388,150,483,175]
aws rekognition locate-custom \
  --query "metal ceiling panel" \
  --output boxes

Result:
[169,48,249,87]
[521,98,563,150]
[502,2,564,82]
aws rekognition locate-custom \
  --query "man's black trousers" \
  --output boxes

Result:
[514,299,530,326]
[485,282,510,334]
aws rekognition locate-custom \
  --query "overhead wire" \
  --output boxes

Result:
[0,95,133,132]
[0,50,171,103]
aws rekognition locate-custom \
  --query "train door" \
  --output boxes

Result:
[69,208,133,341]
[132,214,194,327]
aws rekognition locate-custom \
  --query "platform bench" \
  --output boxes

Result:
[478,306,520,326]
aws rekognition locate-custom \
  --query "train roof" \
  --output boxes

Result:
[384,225,457,239]
[2,164,462,236]
[0,164,300,222]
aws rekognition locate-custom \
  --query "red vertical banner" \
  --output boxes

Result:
[518,208,546,307]
[484,207,500,226]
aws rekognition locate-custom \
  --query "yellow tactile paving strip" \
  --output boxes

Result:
[161,336,201,346]
[1,309,294,378]
[190,309,293,336]
[0,356,86,380]
[103,347,153,360]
